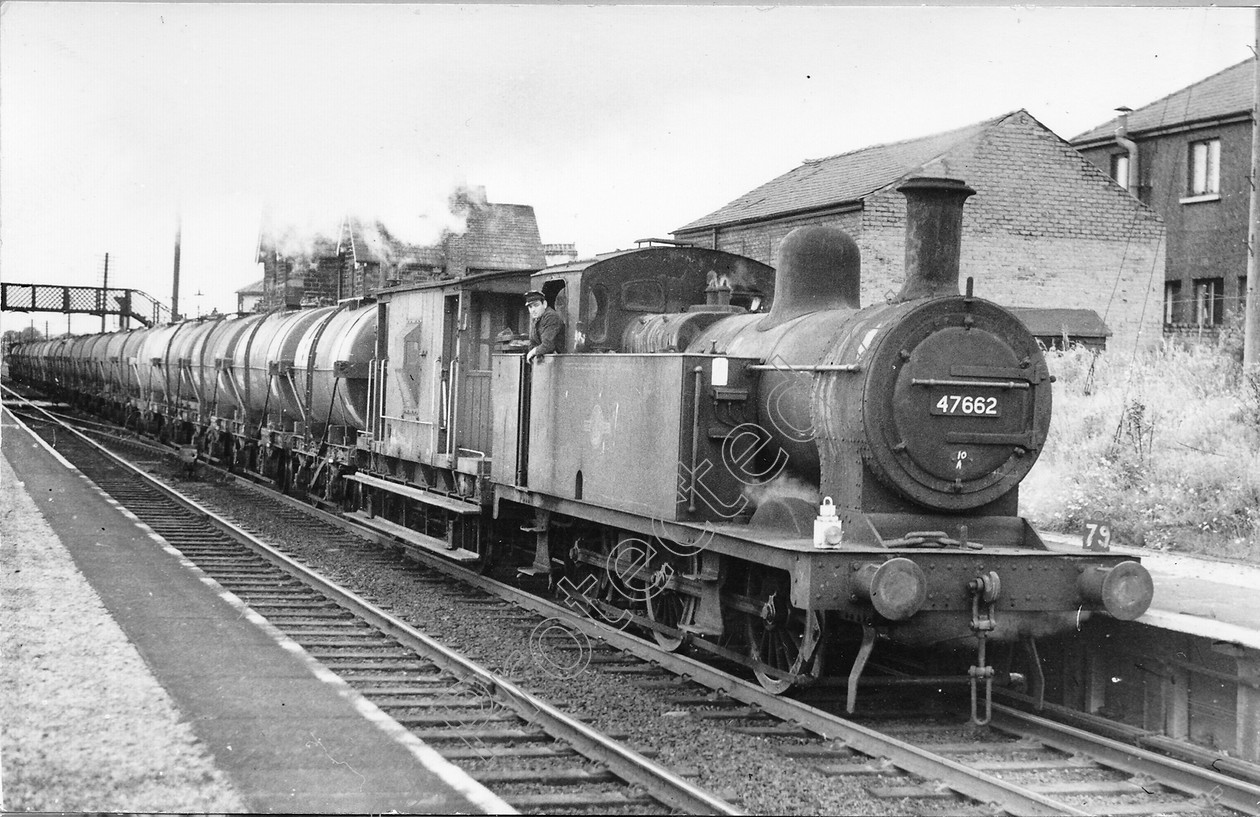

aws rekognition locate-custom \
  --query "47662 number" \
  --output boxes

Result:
[932,394,1000,417]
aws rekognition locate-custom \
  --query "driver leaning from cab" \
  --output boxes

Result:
[524,290,565,364]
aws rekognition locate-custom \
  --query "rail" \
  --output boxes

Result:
[16,374,1258,816]
[3,386,740,816]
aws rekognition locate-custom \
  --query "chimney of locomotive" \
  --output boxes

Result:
[758,225,860,330]
[895,177,976,302]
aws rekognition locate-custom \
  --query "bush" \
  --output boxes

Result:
[1021,342,1260,563]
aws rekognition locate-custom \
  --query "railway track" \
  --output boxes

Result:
[5,395,736,816]
[9,393,1260,816]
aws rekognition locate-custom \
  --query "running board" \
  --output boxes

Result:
[343,510,481,562]
[343,472,481,515]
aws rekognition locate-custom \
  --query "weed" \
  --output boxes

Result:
[1023,342,1260,563]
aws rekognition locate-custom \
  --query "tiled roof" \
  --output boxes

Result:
[341,219,445,268]
[236,279,265,295]
[1071,58,1253,145]
[343,219,389,264]
[675,112,1015,232]
[462,203,546,271]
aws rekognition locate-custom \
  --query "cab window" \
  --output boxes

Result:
[584,285,608,343]
[622,279,666,312]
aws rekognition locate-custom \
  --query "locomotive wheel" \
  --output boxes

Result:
[644,552,699,652]
[744,569,820,694]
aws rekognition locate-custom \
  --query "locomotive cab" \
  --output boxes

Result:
[529,245,775,354]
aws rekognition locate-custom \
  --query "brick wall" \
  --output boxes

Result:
[689,208,864,265]
[862,220,1164,351]
[298,257,343,305]
[856,114,1165,350]
[260,256,303,310]
[677,111,1165,351]
[952,112,1162,242]
[445,232,468,279]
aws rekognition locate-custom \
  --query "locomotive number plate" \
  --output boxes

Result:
[931,394,1001,417]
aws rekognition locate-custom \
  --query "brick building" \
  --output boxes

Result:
[1071,58,1252,342]
[672,109,1165,351]
[256,192,545,310]
[235,278,264,313]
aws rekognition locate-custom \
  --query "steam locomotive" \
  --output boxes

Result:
[5,177,1154,717]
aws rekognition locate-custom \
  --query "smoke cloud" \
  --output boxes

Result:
[741,472,820,509]
[260,182,490,264]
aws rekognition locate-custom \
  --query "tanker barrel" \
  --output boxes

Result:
[895,177,976,302]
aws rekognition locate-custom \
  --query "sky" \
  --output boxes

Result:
[1,3,1256,335]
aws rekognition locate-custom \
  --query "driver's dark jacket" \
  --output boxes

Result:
[529,307,565,360]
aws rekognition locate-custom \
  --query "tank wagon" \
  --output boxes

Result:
[7,177,1153,717]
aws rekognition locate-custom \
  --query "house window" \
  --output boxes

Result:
[1188,139,1221,196]
[1164,281,1182,324]
[1193,277,1224,326]
[1110,153,1130,188]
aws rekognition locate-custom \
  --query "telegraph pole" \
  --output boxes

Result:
[172,214,182,322]
[101,252,110,333]
[1246,10,1260,371]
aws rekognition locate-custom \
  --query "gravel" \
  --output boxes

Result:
[168,469,911,816]
[0,454,244,813]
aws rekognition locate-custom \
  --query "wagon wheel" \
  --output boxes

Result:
[563,537,636,629]
[744,568,821,694]
[322,464,339,503]
[454,517,498,576]
[644,551,699,652]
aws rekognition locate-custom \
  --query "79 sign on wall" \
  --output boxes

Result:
[1082,519,1113,552]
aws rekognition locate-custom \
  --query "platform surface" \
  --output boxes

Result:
[1,405,512,814]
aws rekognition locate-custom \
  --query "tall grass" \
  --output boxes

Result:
[1020,341,1260,564]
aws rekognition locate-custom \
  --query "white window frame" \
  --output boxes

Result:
[1193,277,1224,326]
[1163,281,1181,324]
[1186,138,1221,199]
[1110,153,1130,189]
